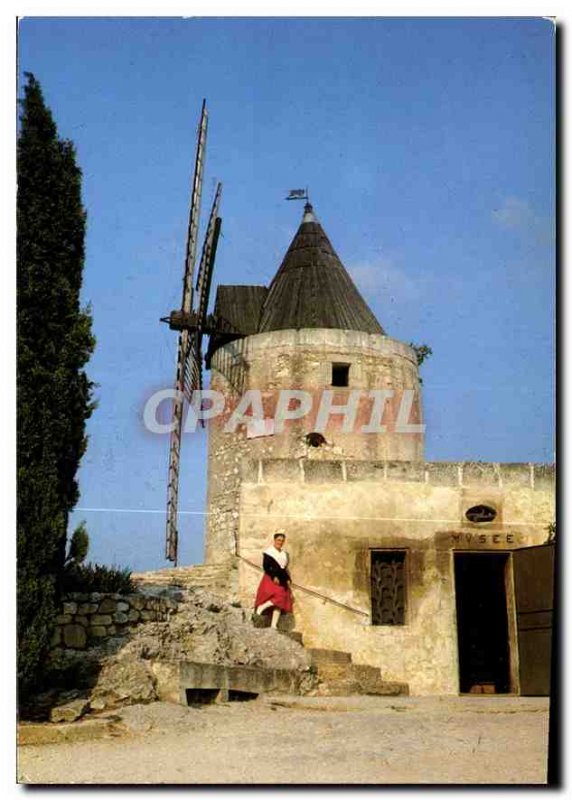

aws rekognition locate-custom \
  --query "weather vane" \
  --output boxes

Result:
[286,188,310,202]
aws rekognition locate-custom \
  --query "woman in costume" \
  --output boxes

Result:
[254,530,293,629]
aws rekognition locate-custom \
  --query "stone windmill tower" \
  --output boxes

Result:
[204,203,424,567]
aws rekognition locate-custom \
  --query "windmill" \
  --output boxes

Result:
[160,100,223,565]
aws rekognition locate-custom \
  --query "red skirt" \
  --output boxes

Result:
[255,574,294,613]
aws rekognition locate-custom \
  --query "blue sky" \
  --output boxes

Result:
[18,17,555,572]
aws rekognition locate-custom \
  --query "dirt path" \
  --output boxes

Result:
[18,696,549,785]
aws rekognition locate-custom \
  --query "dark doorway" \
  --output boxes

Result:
[454,553,511,694]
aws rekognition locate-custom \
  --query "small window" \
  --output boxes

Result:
[371,550,406,625]
[305,432,326,448]
[332,363,350,387]
[465,505,497,523]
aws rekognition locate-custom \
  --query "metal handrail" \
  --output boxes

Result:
[236,554,370,618]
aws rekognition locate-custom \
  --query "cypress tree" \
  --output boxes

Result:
[17,73,96,700]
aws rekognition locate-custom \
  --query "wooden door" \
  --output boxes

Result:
[512,543,554,696]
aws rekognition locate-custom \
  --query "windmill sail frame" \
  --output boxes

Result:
[165,100,209,564]
[163,101,225,564]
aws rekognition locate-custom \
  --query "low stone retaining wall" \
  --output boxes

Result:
[152,660,317,705]
[51,592,179,651]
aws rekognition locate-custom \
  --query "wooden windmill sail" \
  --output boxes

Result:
[161,100,222,565]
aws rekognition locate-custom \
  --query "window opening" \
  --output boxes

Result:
[331,363,350,387]
[305,432,326,447]
[371,550,406,625]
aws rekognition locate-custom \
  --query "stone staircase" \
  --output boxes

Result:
[306,645,408,696]
[132,568,408,698]
[282,633,408,696]
[132,563,231,595]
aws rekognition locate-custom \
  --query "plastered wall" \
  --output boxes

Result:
[236,458,555,695]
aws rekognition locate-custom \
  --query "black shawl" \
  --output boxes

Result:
[262,552,290,588]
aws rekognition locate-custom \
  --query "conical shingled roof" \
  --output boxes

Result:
[258,204,385,335]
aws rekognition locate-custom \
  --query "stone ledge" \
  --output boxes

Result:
[462,462,502,486]
[345,461,386,481]
[386,461,426,482]
[241,458,555,490]
[262,459,302,483]
[425,462,461,486]
[211,329,418,367]
[18,718,116,747]
[303,460,344,483]
[176,660,312,701]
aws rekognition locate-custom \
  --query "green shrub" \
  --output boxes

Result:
[545,521,556,544]
[66,521,90,565]
[62,562,136,594]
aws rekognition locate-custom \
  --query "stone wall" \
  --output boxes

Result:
[132,563,231,595]
[236,457,555,696]
[242,458,554,490]
[51,592,178,651]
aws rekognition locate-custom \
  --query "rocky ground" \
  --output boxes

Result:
[26,586,313,722]
[18,695,550,785]
[19,587,550,784]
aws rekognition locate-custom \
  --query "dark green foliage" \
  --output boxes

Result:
[545,521,556,544]
[17,74,96,699]
[62,563,136,594]
[66,521,90,565]
[409,343,433,384]
[409,343,433,367]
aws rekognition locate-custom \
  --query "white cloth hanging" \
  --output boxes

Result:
[263,545,288,569]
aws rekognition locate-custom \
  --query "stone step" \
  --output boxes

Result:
[314,679,408,697]
[314,680,362,697]
[364,681,410,696]
[132,564,230,591]
[281,631,304,645]
[314,663,364,682]
[18,718,118,746]
[313,662,409,697]
[347,664,382,682]
[308,648,352,665]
